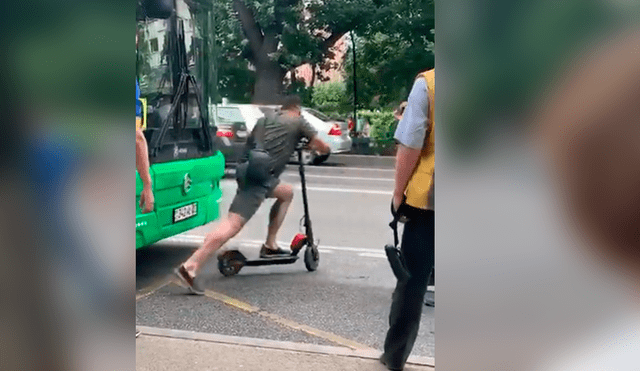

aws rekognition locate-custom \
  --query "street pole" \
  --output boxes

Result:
[351,31,357,136]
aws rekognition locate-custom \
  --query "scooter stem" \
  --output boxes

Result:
[297,148,313,243]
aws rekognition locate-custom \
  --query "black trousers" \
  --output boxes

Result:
[382,210,434,369]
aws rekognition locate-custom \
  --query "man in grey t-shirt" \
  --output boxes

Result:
[175,96,330,293]
[241,106,319,181]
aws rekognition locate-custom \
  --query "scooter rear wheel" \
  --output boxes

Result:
[304,244,319,271]
[217,250,246,277]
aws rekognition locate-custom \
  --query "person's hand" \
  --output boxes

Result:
[392,192,404,212]
[308,136,330,155]
[139,185,154,213]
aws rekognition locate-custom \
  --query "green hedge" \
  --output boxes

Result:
[311,82,351,115]
[357,109,398,155]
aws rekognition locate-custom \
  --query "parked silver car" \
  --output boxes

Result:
[212,103,352,165]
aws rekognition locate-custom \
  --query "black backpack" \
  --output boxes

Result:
[236,115,275,187]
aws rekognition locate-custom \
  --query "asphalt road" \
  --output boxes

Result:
[136,160,435,358]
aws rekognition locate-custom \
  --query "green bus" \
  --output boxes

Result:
[136,0,225,249]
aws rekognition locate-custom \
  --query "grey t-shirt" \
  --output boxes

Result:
[243,109,318,178]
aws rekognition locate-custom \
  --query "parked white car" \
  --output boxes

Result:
[301,107,352,163]
[214,103,352,165]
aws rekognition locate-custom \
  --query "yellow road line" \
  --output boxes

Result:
[136,276,173,302]
[203,289,374,351]
[258,311,373,351]
[204,289,260,313]
[138,280,375,351]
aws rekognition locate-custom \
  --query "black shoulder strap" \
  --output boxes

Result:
[254,116,268,150]
[389,199,402,248]
[390,214,400,248]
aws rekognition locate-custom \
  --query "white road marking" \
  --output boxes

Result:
[286,165,395,172]
[301,186,393,195]
[219,180,392,195]
[358,253,387,259]
[220,180,393,196]
[281,173,393,182]
[164,235,386,257]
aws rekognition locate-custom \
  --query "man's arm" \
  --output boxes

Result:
[309,136,330,155]
[393,145,423,209]
[136,129,154,213]
[299,116,330,155]
[392,77,430,210]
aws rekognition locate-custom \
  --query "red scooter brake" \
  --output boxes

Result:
[290,233,307,255]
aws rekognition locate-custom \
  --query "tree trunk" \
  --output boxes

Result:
[310,63,317,87]
[252,58,286,104]
[232,0,287,104]
[232,0,348,104]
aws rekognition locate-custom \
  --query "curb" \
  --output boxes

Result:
[136,326,435,368]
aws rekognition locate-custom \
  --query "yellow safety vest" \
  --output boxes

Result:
[136,97,148,131]
[404,69,435,210]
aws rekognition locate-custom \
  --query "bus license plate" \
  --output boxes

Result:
[173,203,197,223]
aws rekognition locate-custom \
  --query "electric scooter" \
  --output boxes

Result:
[216,139,320,276]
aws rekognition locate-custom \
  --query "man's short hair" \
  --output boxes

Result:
[281,95,302,111]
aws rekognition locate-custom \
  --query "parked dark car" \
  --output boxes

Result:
[210,105,249,166]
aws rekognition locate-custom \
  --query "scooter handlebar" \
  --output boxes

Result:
[295,137,310,151]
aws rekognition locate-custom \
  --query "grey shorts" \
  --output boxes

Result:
[228,177,281,221]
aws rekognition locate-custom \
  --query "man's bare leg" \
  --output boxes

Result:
[182,212,246,278]
[265,183,294,249]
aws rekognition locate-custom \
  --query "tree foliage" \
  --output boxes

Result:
[345,0,434,109]
[183,0,433,106]
[207,0,373,103]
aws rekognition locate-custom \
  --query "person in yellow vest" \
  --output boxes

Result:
[380,69,435,371]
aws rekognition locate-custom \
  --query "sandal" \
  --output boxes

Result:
[174,265,204,295]
[259,244,291,258]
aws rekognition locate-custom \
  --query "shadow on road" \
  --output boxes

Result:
[136,244,196,290]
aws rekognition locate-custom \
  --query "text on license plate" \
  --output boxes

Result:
[173,203,197,223]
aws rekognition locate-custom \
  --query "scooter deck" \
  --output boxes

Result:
[244,255,299,266]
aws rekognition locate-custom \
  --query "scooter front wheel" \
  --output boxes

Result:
[304,244,319,272]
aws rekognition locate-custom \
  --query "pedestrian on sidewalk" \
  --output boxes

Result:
[347,115,356,136]
[175,95,330,294]
[394,101,408,122]
[380,69,435,371]
[136,30,154,214]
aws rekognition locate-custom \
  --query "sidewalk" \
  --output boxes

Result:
[137,326,434,371]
